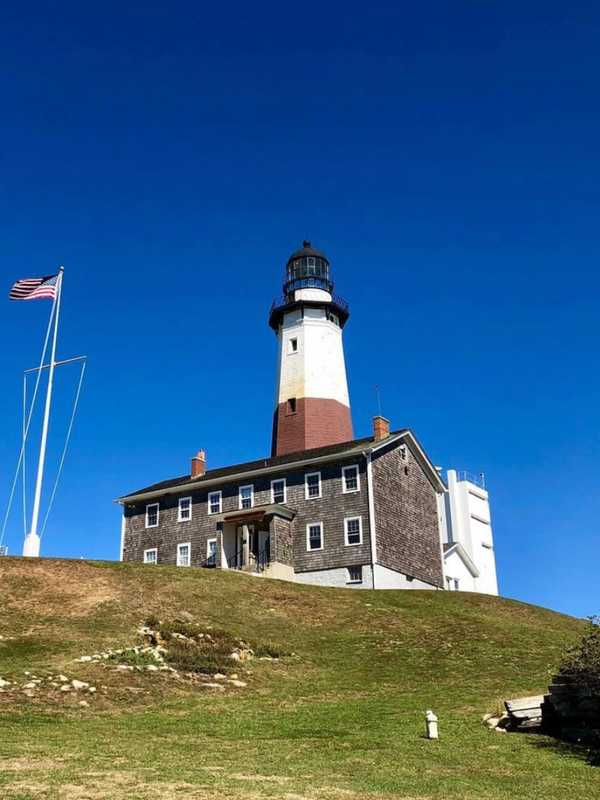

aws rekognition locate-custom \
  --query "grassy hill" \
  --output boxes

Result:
[0,557,596,799]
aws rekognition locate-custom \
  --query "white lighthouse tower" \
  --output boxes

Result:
[269,241,353,456]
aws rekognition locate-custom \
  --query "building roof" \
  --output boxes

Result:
[443,541,480,577]
[117,428,446,503]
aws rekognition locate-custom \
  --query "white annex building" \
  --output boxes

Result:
[440,470,498,594]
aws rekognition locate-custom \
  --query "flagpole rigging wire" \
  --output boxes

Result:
[39,359,86,542]
[0,299,56,549]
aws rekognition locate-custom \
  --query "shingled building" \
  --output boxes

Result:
[118,242,498,593]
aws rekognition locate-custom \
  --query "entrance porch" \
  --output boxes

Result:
[214,504,295,579]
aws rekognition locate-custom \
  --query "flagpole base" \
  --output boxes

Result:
[23,532,41,558]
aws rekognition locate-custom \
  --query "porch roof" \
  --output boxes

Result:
[212,503,296,525]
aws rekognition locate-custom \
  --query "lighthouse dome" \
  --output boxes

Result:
[284,240,332,298]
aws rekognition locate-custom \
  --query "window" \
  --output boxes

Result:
[399,444,408,462]
[143,548,157,565]
[288,337,298,353]
[446,577,460,591]
[347,565,363,584]
[344,516,363,546]
[239,484,254,510]
[287,398,297,414]
[177,543,191,567]
[271,478,286,504]
[207,538,217,566]
[305,471,321,499]
[145,503,159,528]
[208,491,222,515]
[178,497,192,522]
[342,464,360,493]
[306,522,323,551]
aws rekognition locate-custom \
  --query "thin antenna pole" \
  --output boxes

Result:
[375,384,383,417]
[23,267,64,557]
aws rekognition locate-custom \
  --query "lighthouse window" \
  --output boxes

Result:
[288,337,298,353]
[287,398,297,414]
[305,471,322,499]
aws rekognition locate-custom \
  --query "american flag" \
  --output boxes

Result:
[9,274,58,301]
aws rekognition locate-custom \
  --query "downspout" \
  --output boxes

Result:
[119,505,125,562]
[364,450,377,590]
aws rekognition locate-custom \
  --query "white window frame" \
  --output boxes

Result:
[342,464,360,494]
[344,516,363,547]
[270,478,287,504]
[347,565,363,584]
[143,547,157,565]
[207,490,222,515]
[176,542,191,567]
[306,521,324,552]
[145,503,159,529]
[206,537,217,566]
[305,471,322,500]
[177,496,192,522]
[239,484,254,510]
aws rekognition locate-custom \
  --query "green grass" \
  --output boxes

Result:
[0,556,596,799]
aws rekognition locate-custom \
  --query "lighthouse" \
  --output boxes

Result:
[269,241,353,456]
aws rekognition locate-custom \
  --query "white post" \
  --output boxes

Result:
[23,268,64,558]
[425,710,439,739]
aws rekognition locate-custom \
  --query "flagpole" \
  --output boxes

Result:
[23,267,64,558]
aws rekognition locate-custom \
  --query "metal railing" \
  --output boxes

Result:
[270,292,349,314]
[457,471,486,489]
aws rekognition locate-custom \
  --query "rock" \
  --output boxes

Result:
[0,678,11,688]
[228,679,247,688]
[495,726,507,733]
[58,675,69,682]
[60,684,71,692]
[175,610,194,623]
[229,652,241,661]
[116,665,133,671]
[78,700,89,708]
[23,689,35,697]
[213,673,227,680]
[485,716,501,729]
[23,682,37,689]
[230,673,238,680]
[88,687,97,693]
[145,664,158,672]
[201,683,226,690]
[78,656,93,663]
[71,680,89,690]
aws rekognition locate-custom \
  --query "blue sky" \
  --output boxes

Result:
[0,2,598,617]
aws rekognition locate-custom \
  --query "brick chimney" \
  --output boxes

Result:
[373,415,390,441]
[191,449,206,478]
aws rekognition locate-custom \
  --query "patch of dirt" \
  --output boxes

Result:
[1,559,120,620]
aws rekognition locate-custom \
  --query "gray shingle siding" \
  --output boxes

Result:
[371,440,444,588]
[122,457,372,573]
[121,440,444,588]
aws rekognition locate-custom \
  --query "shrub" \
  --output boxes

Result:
[556,617,600,691]
[166,638,231,675]
[145,614,160,629]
